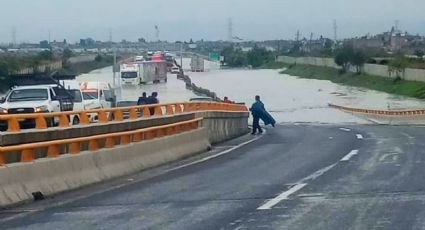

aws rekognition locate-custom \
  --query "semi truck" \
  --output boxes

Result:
[120,61,168,85]
[190,56,205,72]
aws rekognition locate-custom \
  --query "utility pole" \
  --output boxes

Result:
[309,32,313,52]
[180,42,183,69]
[110,28,117,88]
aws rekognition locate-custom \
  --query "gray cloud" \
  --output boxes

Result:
[0,0,424,43]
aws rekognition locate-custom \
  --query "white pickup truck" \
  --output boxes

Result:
[0,83,84,129]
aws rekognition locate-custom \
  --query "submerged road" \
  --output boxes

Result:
[2,124,425,229]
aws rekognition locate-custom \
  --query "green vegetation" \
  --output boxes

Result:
[388,53,408,79]
[220,45,274,68]
[0,53,55,92]
[334,45,367,73]
[259,61,288,69]
[281,64,425,99]
[60,55,114,75]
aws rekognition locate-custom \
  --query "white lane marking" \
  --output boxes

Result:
[339,128,351,132]
[340,150,359,162]
[299,163,338,183]
[257,162,338,210]
[356,134,363,139]
[166,130,266,173]
[257,183,307,210]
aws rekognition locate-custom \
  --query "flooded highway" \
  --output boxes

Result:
[76,66,197,103]
[189,68,425,124]
[76,62,424,124]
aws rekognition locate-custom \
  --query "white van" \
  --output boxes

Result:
[79,82,114,121]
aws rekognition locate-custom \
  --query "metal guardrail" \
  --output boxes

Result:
[0,102,248,132]
[329,103,425,116]
[0,118,203,165]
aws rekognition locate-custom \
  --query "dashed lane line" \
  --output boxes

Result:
[340,150,359,162]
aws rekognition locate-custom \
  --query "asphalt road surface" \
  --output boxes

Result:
[2,124,425,230]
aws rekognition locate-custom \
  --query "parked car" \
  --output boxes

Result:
[171,66,180,74]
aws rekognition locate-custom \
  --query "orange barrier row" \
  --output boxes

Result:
[0,102,248,132]
[329,103,425,116]
[0,118,203,166]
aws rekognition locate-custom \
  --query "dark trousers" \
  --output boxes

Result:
[252,116,263,134]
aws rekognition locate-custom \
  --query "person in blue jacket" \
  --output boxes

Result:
[250,95,275,134]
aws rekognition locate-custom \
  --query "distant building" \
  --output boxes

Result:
[353,37,383,50]
[79,38,95,47]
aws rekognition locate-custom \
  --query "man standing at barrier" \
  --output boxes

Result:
[147,92,159,115]
[137,92,148,105]
[250,95,275,135]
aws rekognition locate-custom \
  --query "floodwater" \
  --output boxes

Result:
[76,66,197,103]
[77,62,425,124]
[188,69,425,124]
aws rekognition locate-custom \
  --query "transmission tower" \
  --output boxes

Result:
[333,19,337,42]
[227,17,233,42]
[296,30,300,42]
[109,28,112,43]
[395,20,400,31]
[11,27,16,47]
[155,25,159,42]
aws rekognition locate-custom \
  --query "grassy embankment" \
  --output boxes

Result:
[0,56,114,93]
[281,64,425,99]
[259,61,288,69]
[60,56,114,75]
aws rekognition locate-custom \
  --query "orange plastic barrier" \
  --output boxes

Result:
[0,118,203,166]
[0,102,248,132]
[328,103,425,116]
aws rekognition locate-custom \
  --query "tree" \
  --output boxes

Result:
[247,46,273,68]
[334,45,354,72]
[95,54,103,62]
[62,48,73,60]
[388,53,408,80]
[351,50,367,73]
[414,49,424,59]
[37,50,54,61]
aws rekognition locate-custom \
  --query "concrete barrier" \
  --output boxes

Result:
[0,109,249,207]
[278,55,425,82]
[196,111,250,144]
[0,128,210,207]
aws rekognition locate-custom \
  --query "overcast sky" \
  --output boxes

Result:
[1,0,424,43]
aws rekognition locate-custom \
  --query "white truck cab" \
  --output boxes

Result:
[120,63,139,86]
[80,82,114,109]
[79,82,114,122]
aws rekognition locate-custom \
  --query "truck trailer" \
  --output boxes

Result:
[121,61,167,85]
